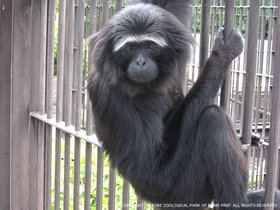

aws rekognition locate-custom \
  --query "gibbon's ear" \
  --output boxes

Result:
[88,30,102,61]
[87,24,122,84]
[88,25,114,64]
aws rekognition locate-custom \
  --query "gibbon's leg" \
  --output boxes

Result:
[247,189,280,209]
[197,105,248,209]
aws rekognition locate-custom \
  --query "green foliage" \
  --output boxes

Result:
[50,136,141,209]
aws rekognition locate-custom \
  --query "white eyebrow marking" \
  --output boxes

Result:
[113,34,167,52]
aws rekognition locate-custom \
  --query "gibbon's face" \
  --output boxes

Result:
[112,35,173,83]
[89,3,195,94]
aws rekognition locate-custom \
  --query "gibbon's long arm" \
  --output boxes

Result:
[164,28,243,145]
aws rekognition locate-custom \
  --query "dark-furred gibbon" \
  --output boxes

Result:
[88,1,280,209]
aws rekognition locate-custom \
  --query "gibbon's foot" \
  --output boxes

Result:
[226,28,244,58]
[240,133,263,152]
[213,27,225,51]
[213,27,244,62]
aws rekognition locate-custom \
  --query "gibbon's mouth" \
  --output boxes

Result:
[127,69,158,83]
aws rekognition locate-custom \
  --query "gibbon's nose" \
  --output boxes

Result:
[136,56,146,67]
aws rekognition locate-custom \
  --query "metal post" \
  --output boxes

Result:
[84,1,98,208]
[10,0,32,208]
[122,179,130,210]
[29,0,48,209]
[241,0,260,159]
[264,1,280,208]
[45,0,56,208]
[0,0,12,208]
[220,0,234,113]
[102,0,109,26]
[199,0,211,72]
[115,0,122,12]
[73,0,85,208]
[55,0,68,208]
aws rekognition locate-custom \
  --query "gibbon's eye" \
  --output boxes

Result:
[125,44,131,51]
[147,43,156,49]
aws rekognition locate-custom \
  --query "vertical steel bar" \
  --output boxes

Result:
[54,0,67,208]
[30,0,47,208]
[37,121,45,209]
[82,8,88,129]
[199,0,211,71]
[220,0,234,113]
[276,1,280,190]
[64,0,75,209]
[108,167,116,210]
[219,0,223,28]
[30,2,40,209]
[64,0,75,125]
[122,179,130,210]
[73,0,85,208]
[241,1,260,160]
[188,0,198,90]
[38,0,47,114]
[74,0,85,131]
[264,146,268,188]
[46,0,55,119]
[251,147,256,189]
[0,0,12,208]
[238,0,250,134]
[255,0,267,189]
[260,2,275,190]
[232,0,243,124]
[264,1,280,208]
[102,0,109,25]
[54,129,61,210]
[45,12,56,208]
[258,146,265,188]
[45,0,55,195]
[210,0,216,50]
[84,142,92,210]
[44,129,52,210]
[84,1,97,208]
[38,1,48,207]
[73,138,81,209]
[96,148,104,210]
[97,2,102,31]
[56,0,66,123]
[262,1,274,132]
[10,1,32,208]
[136,198,145,210]
[64,134,70,210]
[63,0,74,208]
[115,0,122,12]
[96,1,106,209]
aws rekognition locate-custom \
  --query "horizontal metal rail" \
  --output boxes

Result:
[29,112,102,147]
